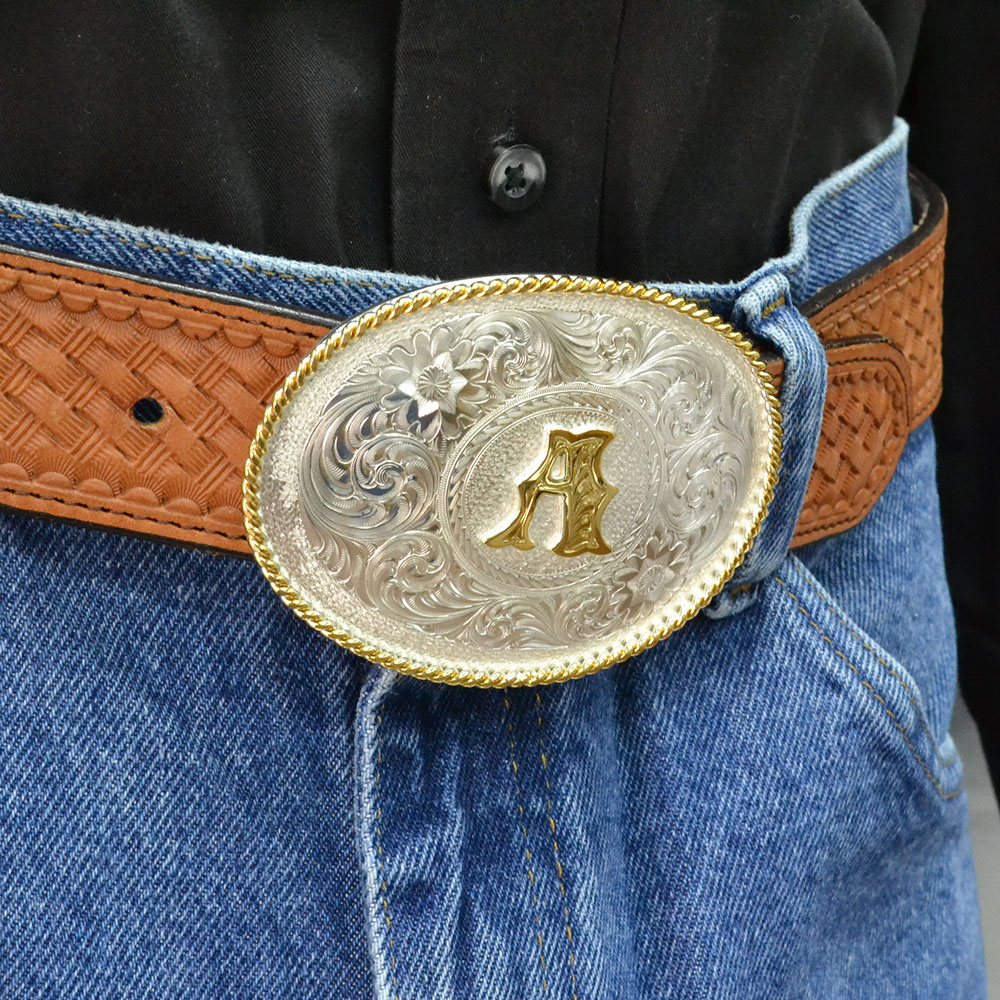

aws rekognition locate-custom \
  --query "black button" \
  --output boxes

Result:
[486,144,546,212]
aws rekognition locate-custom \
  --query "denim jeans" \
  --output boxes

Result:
[0,118,987,998]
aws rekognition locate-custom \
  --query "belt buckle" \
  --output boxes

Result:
[243,276,781,687]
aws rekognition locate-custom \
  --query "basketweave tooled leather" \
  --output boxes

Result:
[0,176,946,555]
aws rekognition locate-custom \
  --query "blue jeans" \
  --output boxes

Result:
[0,118,986,998]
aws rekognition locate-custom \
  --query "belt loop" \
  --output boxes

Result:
[706,273,827,617]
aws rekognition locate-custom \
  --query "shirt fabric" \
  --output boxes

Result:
[0,1,920,283]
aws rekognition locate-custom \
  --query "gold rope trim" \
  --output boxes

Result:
[243,275,782,688]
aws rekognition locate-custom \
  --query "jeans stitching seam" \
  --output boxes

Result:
[534,691,580,1000]
[373,708,402,1000]
[505,692,551,994]
[774,574,961,800]
[790,561,958,769]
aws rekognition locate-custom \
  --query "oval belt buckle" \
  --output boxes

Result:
[244,276,781,687]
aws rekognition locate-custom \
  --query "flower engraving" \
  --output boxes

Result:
[613,532,689,614]
[377,326,490,441]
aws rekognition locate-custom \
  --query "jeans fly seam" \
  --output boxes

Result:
[504,692,551,995]
[0,208,400,291]
[774,575,961,800]
[535,691,580,1000]
[373,708,402,1000]
[790,560,958,768]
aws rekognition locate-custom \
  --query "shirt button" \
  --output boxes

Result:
[486,143,546,212]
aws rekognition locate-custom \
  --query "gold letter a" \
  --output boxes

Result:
[485,429,617,557]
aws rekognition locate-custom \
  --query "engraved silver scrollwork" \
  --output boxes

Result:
[296,305,756,651]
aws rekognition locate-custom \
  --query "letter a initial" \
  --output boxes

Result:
[486,428,617,557]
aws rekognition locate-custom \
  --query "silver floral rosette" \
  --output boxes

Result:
[246,279,780,686]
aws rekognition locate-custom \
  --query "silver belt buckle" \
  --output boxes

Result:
[243,276,781,687]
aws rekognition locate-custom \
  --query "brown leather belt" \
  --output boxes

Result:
[0,173,945,556]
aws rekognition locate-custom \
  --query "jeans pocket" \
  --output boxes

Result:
[771,553,962,803]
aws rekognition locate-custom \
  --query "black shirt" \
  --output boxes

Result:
[0,1,921,282]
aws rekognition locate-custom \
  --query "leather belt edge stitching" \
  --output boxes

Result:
[0,176,947,556]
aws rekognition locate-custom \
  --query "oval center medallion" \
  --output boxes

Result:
[244,276,780,686]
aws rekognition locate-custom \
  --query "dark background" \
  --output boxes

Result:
[902,0,1000,788]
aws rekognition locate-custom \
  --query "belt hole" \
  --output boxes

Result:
[132,397,164,424]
